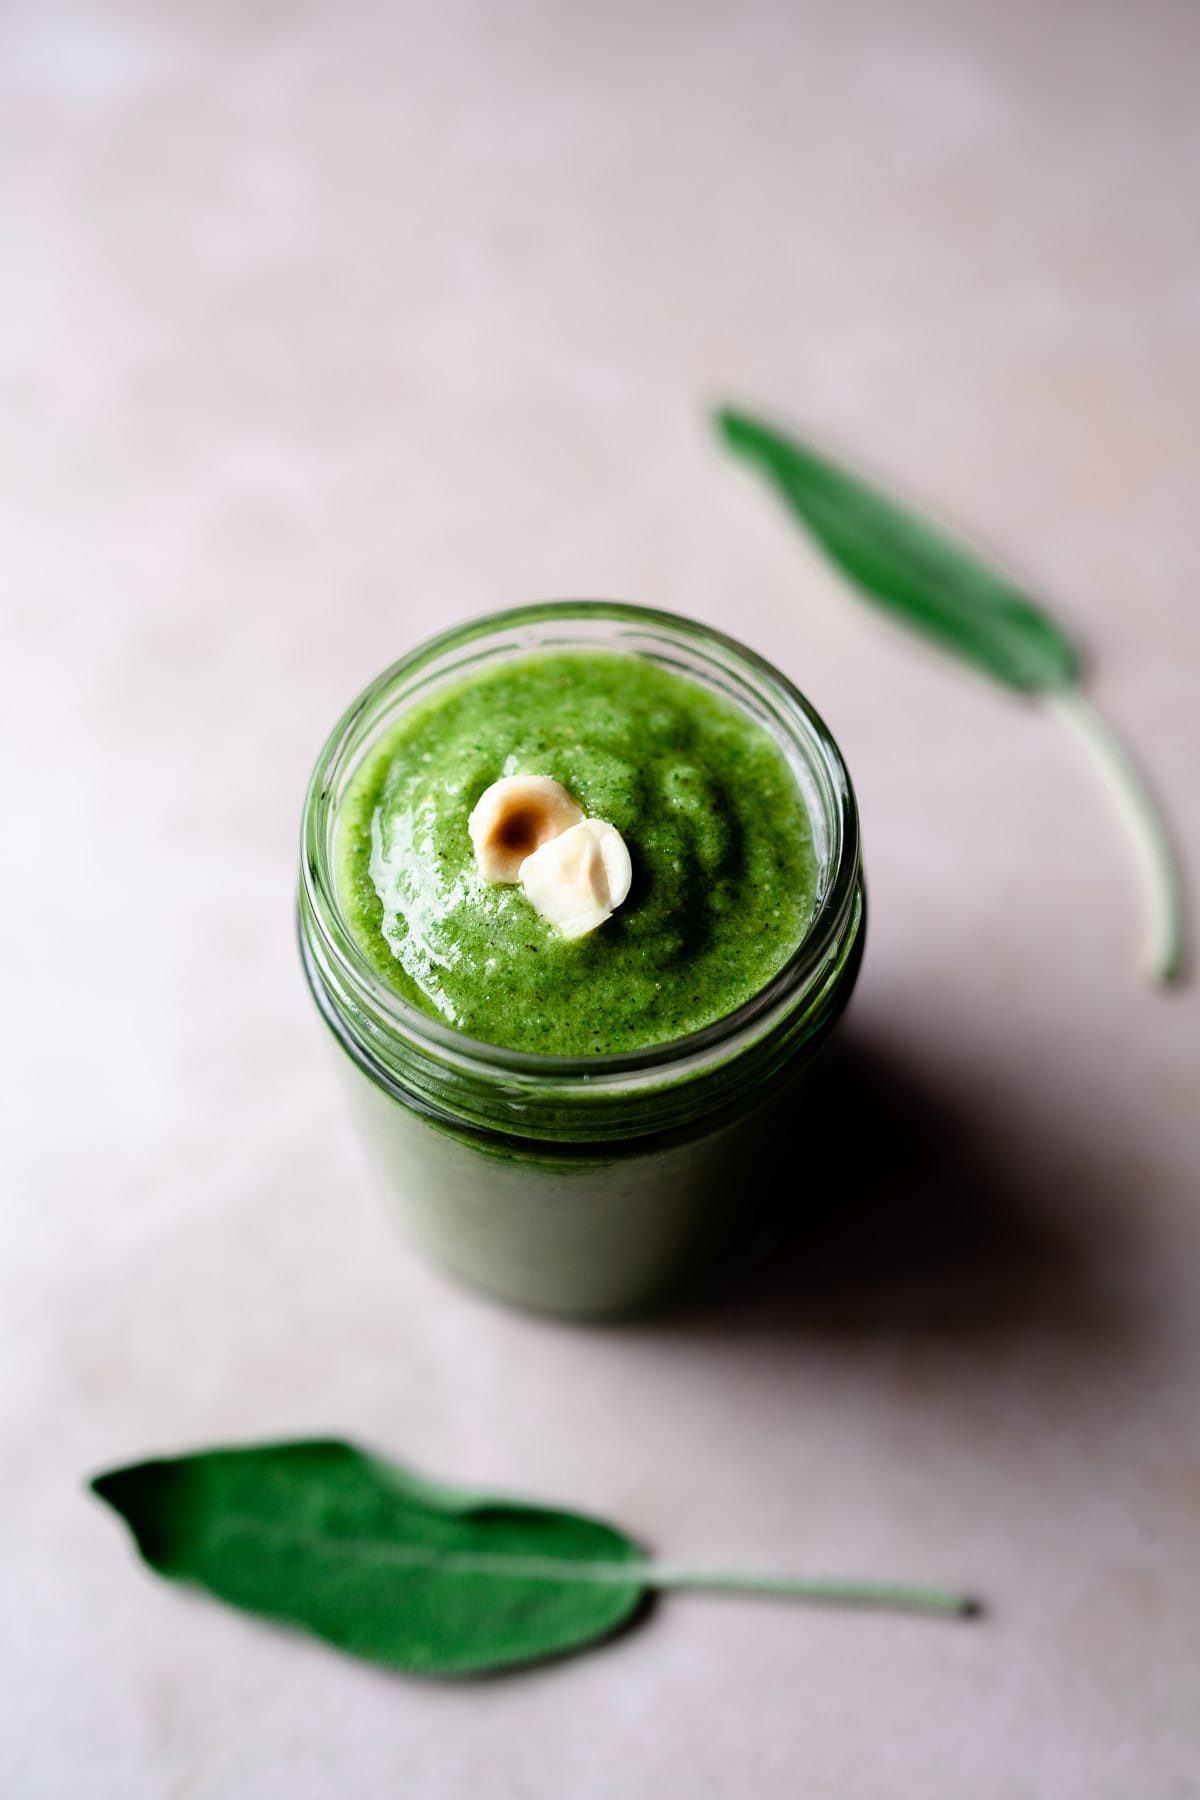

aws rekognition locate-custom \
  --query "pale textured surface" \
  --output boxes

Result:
[3,1,1199,1793]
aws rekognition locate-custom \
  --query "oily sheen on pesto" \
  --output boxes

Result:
[337,650,818,1055]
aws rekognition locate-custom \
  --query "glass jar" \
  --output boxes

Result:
[299,602,864,1318]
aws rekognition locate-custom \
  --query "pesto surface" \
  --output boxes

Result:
[337,651,818,1054]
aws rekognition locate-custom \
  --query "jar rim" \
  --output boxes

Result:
[300,600,861,1093]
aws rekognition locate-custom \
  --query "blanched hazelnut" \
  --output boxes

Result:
[468,775,585,882]
[519,818,633,940]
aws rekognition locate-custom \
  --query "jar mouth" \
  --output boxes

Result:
[300,600,861,1092]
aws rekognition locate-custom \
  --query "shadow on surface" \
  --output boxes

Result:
[662,1029,1136,1349]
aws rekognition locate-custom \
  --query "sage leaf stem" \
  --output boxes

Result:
[639,1564,977,1617]
[1047,689,1187,985]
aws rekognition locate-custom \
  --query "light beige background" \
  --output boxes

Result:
[3,2,1199,1794]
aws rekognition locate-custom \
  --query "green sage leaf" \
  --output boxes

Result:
[714,404,1081,693]
[91,1438,977,1681]
[91,1439,647,1678]
[714,403,1187,984]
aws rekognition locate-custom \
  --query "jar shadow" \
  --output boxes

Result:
[651,1028,1139,1354]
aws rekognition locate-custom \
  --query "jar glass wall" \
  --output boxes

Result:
[299,602,864,1317]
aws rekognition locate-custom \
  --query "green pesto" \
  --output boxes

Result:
[336,651,818,1055]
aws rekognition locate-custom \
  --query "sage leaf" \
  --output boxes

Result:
[714,404,1187,985]
[714,405,1080,693]
[90,1439,976,1680]
[91,1439,646,1678]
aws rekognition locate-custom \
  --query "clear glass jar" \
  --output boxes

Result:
[299,602,864,1317]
